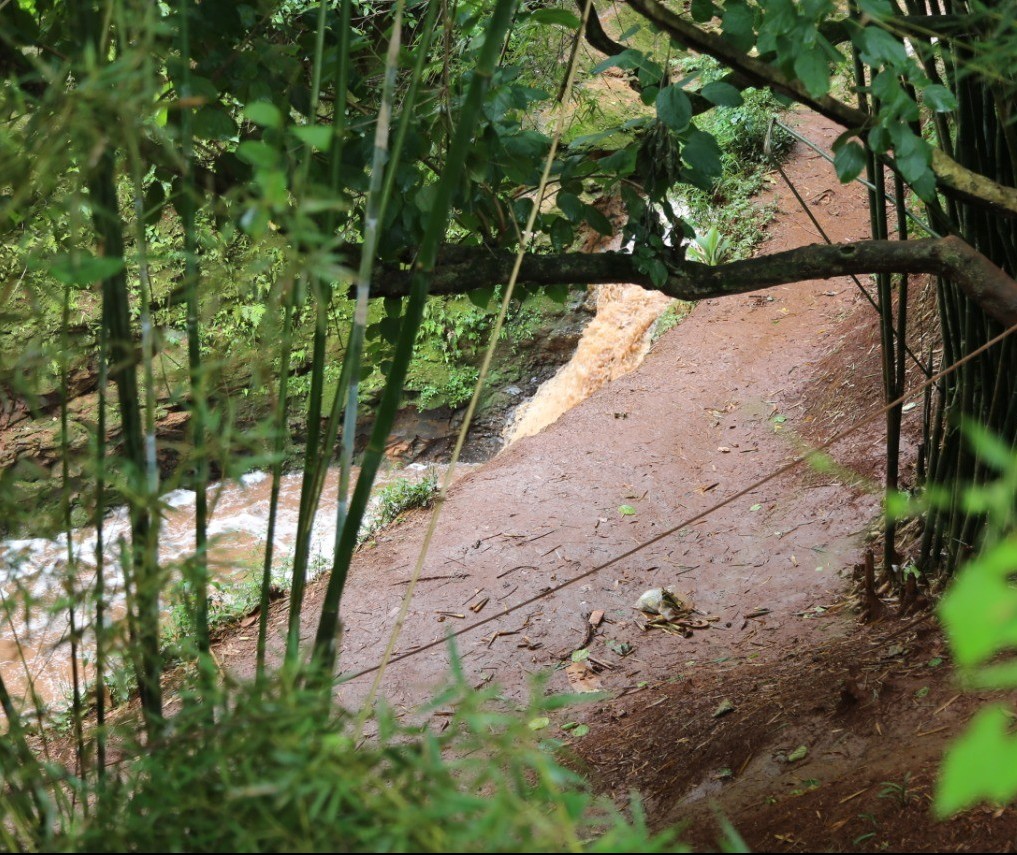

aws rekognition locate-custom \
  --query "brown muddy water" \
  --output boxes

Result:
[0,463,460,706]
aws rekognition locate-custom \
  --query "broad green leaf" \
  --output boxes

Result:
[550,217,574,251]
[922,83,957,112]
[291,125,333,151]
[690,0,717,23]
[467,285,495,310]
[45,253,124,287]
[379,316,403,345]
[243,100,280,128]
[645,256,669,288]
[936,705,1017,816]
[583,204,613,236]
[656,85,692,133]
[859,26,907,66]
[868,125,890,153]
[833,139,867,182]
[529,8,581,28]
[892,128,931,186]
[599,146,637,176]
[794,50,830,99]
[701,81,743,107]
[527,716,550,731]
[591,48,645,76]
[546,282,569,304]
[192,105,238,140]
[939,535,1017,667]
[237,141,280,169]
[963,420,1017,471]
[143,181,166,226]
[681,129,723,187]
[556,190,583,223]
[618,504,636,516]
[721,0,756,53]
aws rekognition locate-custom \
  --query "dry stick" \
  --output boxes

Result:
[354,0,599,721]
[338,320,1017,685]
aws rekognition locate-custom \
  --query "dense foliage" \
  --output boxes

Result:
[2,0,1017,846]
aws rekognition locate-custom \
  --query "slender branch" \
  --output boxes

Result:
[368,237,1017,327]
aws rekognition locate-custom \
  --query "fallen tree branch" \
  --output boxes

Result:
[369,236,1017,328]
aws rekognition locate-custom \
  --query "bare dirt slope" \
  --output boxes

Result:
[216,114,1017,850]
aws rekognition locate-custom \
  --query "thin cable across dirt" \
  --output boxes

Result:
[338,319,1017,685]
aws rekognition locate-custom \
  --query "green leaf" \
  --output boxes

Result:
[527,716,551,731]
[550,217,574,252]
[618,504,636,516]
[690,0,718,23]
[45,252,124,287]
[788,745,808,762]
[833,139,867,183]
[655,85,692,133]
[936,705,1017,816]
[529,8,581,28]
[467,285,495,309]
[963,420,1017,471]
[545,282,569,304]
[291,125,333,151]
[922,83,957,112]
[583,204,613,236]
[591,48,645,76]
[794,50,830,99]
[868,125,890,154]
[143,181,166,227]
[681,130,723,187]
[243,100,280,128]
[938,535,1017,668]
[379,315,403,345]
[237,141,280,169]
[599,146,637,176]
[749,503,762,511]
[892,128,931,186]
[859,26,907,66]
[192,106,238,140]
[645,256,668,288]
[383,296,403,318]
[721,0,756,53]
[556,190,583,223]
[700,81,743,107]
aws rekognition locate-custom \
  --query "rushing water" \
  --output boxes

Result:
[0,463,456,705]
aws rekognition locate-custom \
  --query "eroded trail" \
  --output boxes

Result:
[219,114,892,715]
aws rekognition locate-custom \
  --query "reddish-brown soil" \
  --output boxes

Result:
[214,114,1017,851]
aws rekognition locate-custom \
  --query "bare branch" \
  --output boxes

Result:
[370,237,1017,328]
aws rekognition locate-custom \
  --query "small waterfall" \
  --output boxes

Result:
[505,283,675,443]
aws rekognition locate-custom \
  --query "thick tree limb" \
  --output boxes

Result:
[370,237,1017,328]
[623,0,1017,218]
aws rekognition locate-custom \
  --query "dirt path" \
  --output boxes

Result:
[216,114,1017,849]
